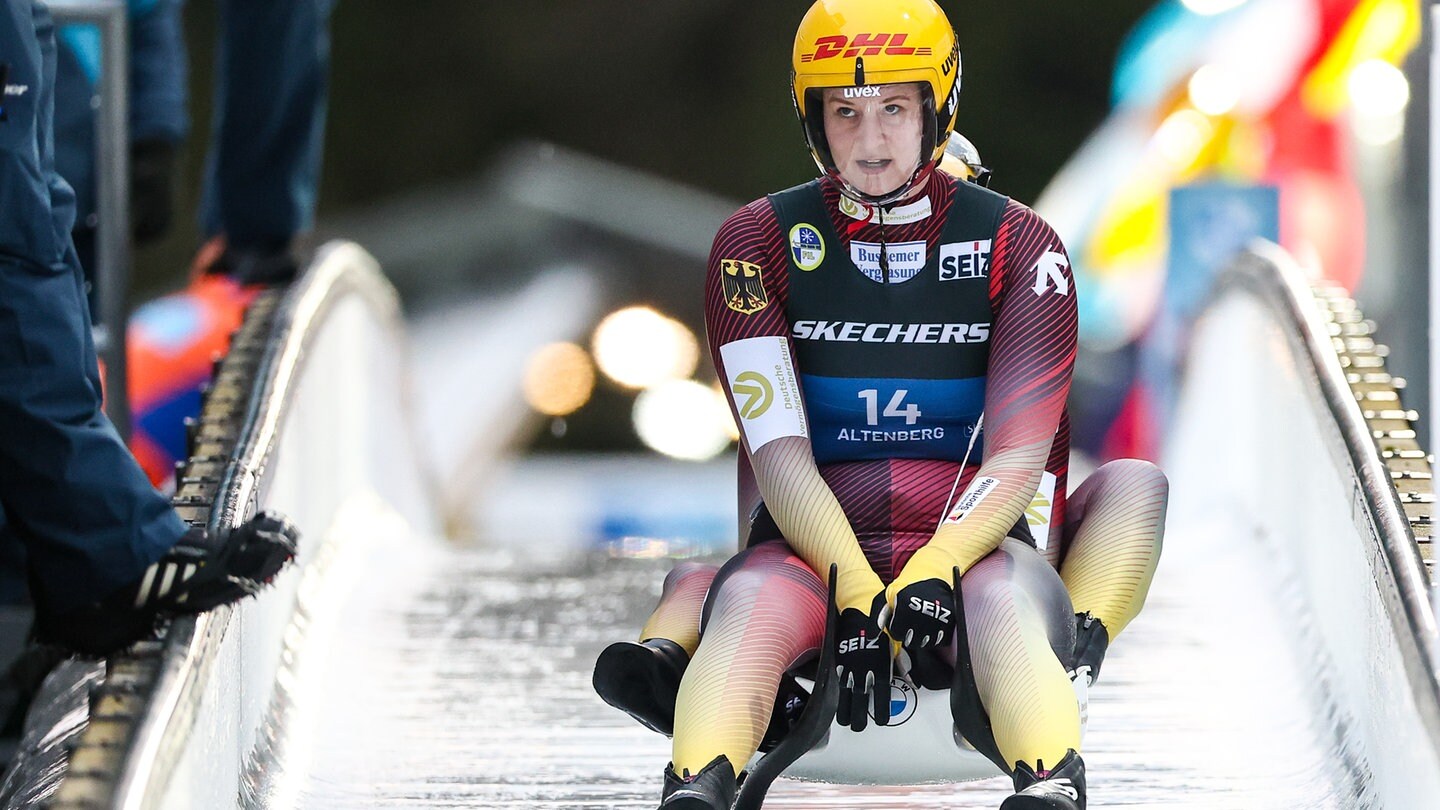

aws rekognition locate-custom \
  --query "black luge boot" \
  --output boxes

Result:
[1071,613,1109,688]
[1000,749,1086,810]
[660,755,737,809]
[757,673,807,752]
[593,639,689,735]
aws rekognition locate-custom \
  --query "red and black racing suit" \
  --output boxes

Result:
[641,170,1167,777]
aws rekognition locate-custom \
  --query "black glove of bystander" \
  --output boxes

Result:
[130,138,177,244]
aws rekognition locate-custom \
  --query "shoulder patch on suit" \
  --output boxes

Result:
[722,259,769,314]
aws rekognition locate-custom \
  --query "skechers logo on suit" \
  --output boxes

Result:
[839,634,882,654]
[792,320,990,344]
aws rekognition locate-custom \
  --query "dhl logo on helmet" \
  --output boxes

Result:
[800,33,933,63]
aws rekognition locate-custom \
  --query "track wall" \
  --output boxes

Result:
[1169,243,1440,804]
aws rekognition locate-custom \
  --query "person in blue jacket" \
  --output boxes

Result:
[54,0,334,279]
[50,0,335,491]
[0,0,299,657]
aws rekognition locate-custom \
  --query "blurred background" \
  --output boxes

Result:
[162,0,1151,255]
[133,0,1157,461]
[121,0,1426,535]
[24,3,1434,805]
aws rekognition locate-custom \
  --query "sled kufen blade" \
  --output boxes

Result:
[949,566,1009,773]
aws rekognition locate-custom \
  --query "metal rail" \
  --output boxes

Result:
[113,243,406,810]
[1222,241,1440,752]
[49,0,132,438]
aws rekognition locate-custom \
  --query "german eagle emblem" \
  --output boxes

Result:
[721,259,768,315]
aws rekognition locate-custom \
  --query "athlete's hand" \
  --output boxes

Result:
[835,592,892,732]
[885,577,956,651]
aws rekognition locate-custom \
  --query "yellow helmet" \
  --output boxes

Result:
[791,0,961,204]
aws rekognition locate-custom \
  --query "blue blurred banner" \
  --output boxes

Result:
[1165,182,1280,321]
[1145,182,1280,432]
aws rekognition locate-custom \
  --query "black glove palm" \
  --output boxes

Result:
[835,593,892,732]
[887,577,956,651]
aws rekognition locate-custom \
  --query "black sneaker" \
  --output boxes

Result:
[1072,613,1109,688]
[131,511,298,613]
[208,242,298,285]
[594,639,689,735]
[1000,749,1086,810]
[660,755,736,809]
[34,511,299,656]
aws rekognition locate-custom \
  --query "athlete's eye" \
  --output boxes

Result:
[834,106,857,118]
[884,103,904,115]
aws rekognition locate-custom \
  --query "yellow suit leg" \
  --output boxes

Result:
[964,539,1081,770]
[640,562,718,656]
[1060,459,1168,639]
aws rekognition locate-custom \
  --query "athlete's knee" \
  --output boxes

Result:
[642,563,716,649]
[1071,460,1168,554]
[1095,458,1168,501]
[709,562,812,612]
[705,544,829,639]
[1091,460,1168,561]
[964,541,1065,601]
[958,548,1026,614]
[962,542,1073,656]
[662,561,718,591]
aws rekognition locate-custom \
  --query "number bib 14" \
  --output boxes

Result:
[798,374,986,464]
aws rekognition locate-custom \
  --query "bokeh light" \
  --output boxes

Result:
[1188,65,1239,117]
[1154,109,1215,168]
[522,342,596,416]
[1181,0,1247,15]
[1348,59,1410,146]
[591,307,700,389]
[633,380,734,461]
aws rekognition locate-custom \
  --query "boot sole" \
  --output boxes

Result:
[662,789,731,801]
[660,788,730,809]
[999,795,1082,810]
[592,642,679,735]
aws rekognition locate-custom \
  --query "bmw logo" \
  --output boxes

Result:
[872,677,918,726]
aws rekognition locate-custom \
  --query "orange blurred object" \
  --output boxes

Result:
[126,271,260,486]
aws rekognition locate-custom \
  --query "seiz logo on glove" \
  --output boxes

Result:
[835,593,893,732]
[908,594,951,622]
[838,631,882,654]
[886,578,956,650]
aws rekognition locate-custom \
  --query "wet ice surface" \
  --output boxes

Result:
[294,518,1373,809]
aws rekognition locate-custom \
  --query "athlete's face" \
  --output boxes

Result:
[821,82,926,198]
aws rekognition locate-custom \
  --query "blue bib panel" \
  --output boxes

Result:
[800,374,986,463]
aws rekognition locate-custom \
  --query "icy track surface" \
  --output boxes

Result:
[289,474,1374,808]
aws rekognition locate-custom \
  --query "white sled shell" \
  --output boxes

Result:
[751,672,1089,785]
